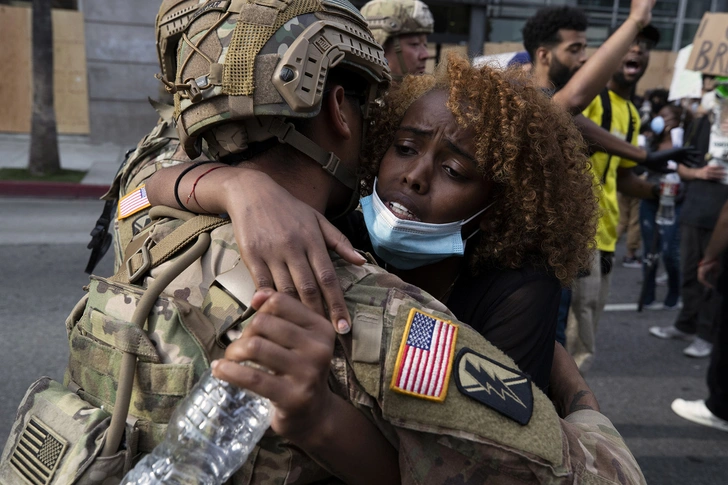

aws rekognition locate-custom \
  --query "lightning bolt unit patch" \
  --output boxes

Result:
[390,308,458,402]
[454,347,533,425]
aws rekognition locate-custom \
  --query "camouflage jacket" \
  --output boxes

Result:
[139,220,646,485]
[103,102,205,272]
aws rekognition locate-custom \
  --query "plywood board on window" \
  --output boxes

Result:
[0,5,89,134]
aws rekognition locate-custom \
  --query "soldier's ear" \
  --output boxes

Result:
[324,85,353,141]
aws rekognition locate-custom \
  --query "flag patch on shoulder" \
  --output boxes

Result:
[118,186,151,220]
[390,308,458,402]
[454,348,533,425]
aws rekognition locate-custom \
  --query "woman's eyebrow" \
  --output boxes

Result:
[398,125,477,164]
[398,125,431,137]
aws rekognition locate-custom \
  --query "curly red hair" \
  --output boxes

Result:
[360,53,598,284]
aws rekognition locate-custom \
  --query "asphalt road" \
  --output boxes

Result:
[0,197,727,484]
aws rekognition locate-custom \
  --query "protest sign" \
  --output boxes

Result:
[686,12,728,76]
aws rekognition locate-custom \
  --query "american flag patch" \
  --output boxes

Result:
[10,417,67,485]
[390,308,458,402]
[118,185,151,220]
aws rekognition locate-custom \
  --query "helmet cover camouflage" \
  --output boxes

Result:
[360,0,433,47]
[170,0,391,190]
[156,0,208,83]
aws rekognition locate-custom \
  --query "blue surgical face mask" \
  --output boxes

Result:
[650,116,665,135]
[360,179,493,270]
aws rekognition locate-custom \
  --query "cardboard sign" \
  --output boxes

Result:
[686,12,728,76]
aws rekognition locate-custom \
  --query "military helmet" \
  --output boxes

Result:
[156,0,207,83]
[169,0,390,190]
[360,0,433,48]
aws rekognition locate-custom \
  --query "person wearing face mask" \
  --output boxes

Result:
[145,54,599,394]
[649,85,728,359]
[639,105,692,311]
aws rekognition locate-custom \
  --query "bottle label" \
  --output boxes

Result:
[660,181,679,197]
[709,96,728,161]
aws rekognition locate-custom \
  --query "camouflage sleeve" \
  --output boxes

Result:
[338,266,646,484]
[110,116,203,272]
[562,410,647,484]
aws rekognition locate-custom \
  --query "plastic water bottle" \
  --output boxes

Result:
[656,173,680,226]
[709,78,728,162]
[120,369,273,485]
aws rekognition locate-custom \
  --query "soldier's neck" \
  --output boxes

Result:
[252,158,333,215]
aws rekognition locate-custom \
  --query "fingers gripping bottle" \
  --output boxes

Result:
[120,370,273,485]
[656,173,680,226]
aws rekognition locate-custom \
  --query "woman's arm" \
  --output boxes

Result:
[145,162,365,334]
[549,342,600,418]
[213,291,400,485]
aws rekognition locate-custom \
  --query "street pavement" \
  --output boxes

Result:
[0,197,727,484]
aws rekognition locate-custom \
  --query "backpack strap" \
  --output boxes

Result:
[102,209,224,457]
[111,207,229,284]
[599,88,612,133]
[625,102,635,144]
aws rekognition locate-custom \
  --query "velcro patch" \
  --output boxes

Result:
[118,185,151,220]
[454,348,533,425]
[390,308,458,402]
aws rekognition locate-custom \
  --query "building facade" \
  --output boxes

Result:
[353,0,727,57]
[2,0,724,146]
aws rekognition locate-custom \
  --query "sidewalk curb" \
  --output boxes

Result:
[0,181,109,199]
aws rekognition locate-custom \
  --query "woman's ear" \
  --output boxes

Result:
[324,85,353,140]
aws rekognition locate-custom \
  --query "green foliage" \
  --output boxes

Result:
[0,167,85,183]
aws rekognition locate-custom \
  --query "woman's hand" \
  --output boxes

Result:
[212,290,336,442]
[213,291,401,485]
[221,168,365,334]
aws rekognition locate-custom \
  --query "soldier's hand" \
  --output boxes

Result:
[224,168,365,334]
[212,290,337,443]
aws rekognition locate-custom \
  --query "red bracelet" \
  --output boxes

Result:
[698,258,717,267]
[187,165,225,213]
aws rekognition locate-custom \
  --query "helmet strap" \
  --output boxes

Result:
[266,117,358,191]
[393,37,408,79]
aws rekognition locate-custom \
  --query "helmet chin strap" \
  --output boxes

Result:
[392,36,408,81]
[266,117,358,191]
[266,116,361,220]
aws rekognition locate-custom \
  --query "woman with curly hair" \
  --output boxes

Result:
[145,54,597,391]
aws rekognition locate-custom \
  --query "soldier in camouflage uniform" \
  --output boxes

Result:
[101,0,209,272]
[134,0,644,483]
[360,0,433,79]
[3,0,641,483]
